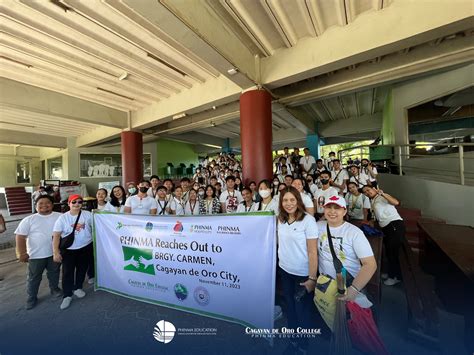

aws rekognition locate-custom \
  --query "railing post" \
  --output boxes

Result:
[459,145,465,185]
[398,145,403,176]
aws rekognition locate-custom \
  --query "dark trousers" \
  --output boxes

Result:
[61,243,93,297]
[382,219,405,279]
[27,256,60,300]
[87,242,95,279]
[279,267,321,350]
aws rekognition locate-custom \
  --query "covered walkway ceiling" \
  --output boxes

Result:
[0,0,472,150]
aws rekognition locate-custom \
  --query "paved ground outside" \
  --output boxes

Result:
[0,236,467,355]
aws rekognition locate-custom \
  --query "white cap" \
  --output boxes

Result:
[323,195,347,209]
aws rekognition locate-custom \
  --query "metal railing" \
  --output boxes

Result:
[337,142,474,186]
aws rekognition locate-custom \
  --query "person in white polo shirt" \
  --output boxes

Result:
[362,185,404,286]
[236,187,258,213]
[277,186,319,354]
[299,148,316,176]
[15,195,62,310]
[124,180,158,215]
[52,194,93,310]
[317,195,377,308]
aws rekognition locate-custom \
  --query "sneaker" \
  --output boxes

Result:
[60,296,72,310]
[273,305,283,321]
[26,297,37,310]
[50,288,63,298]
[87,277,95,285]
[73,289,86,298]
[384,277,401,286]
[381,273,389,280]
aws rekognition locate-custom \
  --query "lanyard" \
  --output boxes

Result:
[157,200,168,215]
[189,201,197,215]
[245,202,253,212]
[206,199,213,213]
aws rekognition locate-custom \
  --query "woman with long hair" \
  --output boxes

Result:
[256,179,278,213]
[277,186,319,353]
[104,185,127,213]
[199,185,221,215]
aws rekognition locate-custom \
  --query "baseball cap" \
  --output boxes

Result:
[68,194,83,203]
[323,195,346,209]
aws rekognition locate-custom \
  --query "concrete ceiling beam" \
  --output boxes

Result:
[0,129,67,148]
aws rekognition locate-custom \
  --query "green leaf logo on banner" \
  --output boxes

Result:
[122,246,155,275]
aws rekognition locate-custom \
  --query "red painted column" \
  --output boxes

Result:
[121,131,143,186]
[240,90,273,186]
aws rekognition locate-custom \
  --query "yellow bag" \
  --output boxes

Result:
[313,274,340,331]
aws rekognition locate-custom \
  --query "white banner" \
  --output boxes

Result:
[93,211,276,330]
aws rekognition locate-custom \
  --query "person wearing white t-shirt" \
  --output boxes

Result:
[291,178,315,216]
[317,195,376,308]
[349,165,371,189]
[52,194,93,310]
[345,182,370,223]
[313,170,339,217]
[96,188,108,211]
[155,186,172,216]
[104,185,127,213]
[184,189,200,215]
[330,160,349,195]
[219,176,243,213]
[15,195,62,310]
[361,159,378,188]
[306,175,319,197]
[236,188,258,213]
[256,180,279,213]
[362,186,404,286]
[299,148,316,176]
[277,186,318,353]
[124,181,158,215]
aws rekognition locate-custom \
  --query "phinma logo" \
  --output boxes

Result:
[174,283,188,301]
[153,320,176,344]
[173,221,184,233]
[122,246,155,275]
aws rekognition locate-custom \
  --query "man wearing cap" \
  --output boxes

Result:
[15,195,62,309]
[52,194,93,310]
[317,195,377,307]
[124,180,158,215]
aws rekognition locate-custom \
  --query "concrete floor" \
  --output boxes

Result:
[0,235,467,355]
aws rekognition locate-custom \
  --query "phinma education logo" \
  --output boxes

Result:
[122,246,155,275]
[153,320,176,344]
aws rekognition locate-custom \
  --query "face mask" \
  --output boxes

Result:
[320,179,329,185]
[362,163,368,167]
[198,191,205,197]
[273,181,279,186]
[139,187,148,193]
[128,187,136,194]
[259,189,271,199]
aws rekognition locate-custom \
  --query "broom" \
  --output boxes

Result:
[330,268,352,355]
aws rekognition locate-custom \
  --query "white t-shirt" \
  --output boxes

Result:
[236,201,258,213]
[309,183,319,197]
[331,169,349,194]
[53,211,93,250]
[362,166,378,182]
[125,195,158,215]
[371,195,403,228]
[219,189,243,213]
[170,197,185,216]
[313,187,339,214]
[278,214,318,276]
[317,221,373,279]
[184,200,200,215]
[350,172,370,188]
[104,202,126,213]
[257,198,279,213]
[156,199,171,215]
[15,212,61,259]
[147,187,159,199]
[300,192,314,210]
[96,203,107,211]
[300,155,316,174]
[345,193,370,220]
[317,221,374,307]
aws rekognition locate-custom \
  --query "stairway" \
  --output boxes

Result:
[396,206,446,252]
[5,187,32,216]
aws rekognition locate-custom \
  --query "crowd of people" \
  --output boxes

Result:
[12,149,405,353]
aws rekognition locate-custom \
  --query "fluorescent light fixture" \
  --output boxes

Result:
[172,113,187,120]
[118,72,128,81]
[0,56,32,68]
[212,106,217,110]
[227,68,238,75]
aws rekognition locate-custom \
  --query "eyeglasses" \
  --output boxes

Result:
[71,200,83,205]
